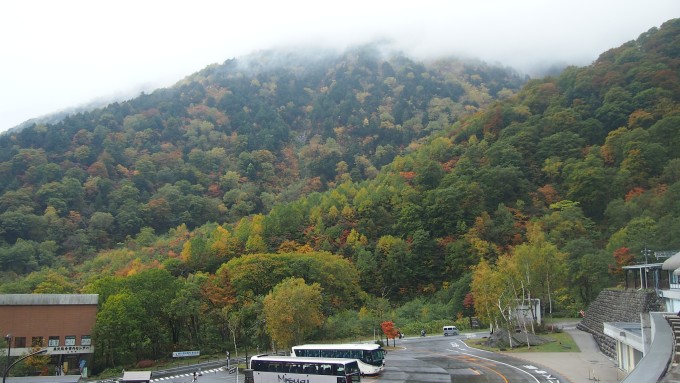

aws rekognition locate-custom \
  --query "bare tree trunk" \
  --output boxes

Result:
[497,295,513,349]
[547,273,553,317]
[518,280,530,349]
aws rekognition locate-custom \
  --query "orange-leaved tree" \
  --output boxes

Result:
[610,247,634,276]
[381,321,399,347]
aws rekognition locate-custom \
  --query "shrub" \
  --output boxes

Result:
[136,360,155,368]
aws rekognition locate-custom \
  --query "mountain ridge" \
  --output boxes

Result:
[0,42,525,269]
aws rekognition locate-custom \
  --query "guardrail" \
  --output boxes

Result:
[151,358,246,379]
[91,351,295,382]
[92,357,248,382]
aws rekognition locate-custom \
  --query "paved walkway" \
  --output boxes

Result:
[505,326,624,383]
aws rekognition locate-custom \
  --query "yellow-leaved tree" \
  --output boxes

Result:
[470,258,502,333]
[263,277,324,351]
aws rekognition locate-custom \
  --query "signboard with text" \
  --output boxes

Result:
[172,350,200,358]
[50,345,94,355]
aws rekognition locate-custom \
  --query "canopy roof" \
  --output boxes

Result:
[662,251,680,271]
[122,371,151,382]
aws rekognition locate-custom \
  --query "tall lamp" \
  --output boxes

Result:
[3,335,10,383]
[3,345,47,383]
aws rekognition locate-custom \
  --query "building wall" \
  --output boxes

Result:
[577,289,664,358]
[0,294,98,357]
[660,288,680,312]
[616,340,645,373]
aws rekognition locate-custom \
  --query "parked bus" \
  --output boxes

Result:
[246,355,361,383]
[291,343,385,375]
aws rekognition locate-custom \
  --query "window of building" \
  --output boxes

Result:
[48,336,60,347]
[65,336,76,346]
[81,335,91,346]
[14,337,26,348]
[31,336,44,347]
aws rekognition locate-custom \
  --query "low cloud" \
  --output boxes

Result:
[0,0,677,132]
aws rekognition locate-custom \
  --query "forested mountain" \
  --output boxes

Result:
[241,18,680,304]
[1,18,680,372]
[0,45,524,269]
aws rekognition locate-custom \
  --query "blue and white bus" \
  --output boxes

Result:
[246,355,361,383]
[291,343,385,375]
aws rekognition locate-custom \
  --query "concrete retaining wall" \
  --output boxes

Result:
[577,289,664,358]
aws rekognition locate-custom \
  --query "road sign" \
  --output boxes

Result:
[173,350,200,357]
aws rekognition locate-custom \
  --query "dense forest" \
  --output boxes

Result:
[0,45,524,264]
[1,18,679,373]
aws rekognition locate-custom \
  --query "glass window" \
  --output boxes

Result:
[65,336,76,346]
[14,337,26,348]
[319,364,332,375]
[81,335,91,346]
[48,336,60,347]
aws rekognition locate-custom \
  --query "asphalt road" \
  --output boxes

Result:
[369,333,569,383]
[150,365,239,383]
[149,334,571,383]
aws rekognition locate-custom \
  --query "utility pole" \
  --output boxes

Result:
[641,246,653,289]
[642,246,652,264]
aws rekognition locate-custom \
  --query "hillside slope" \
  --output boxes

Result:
[0,45,524,271]
[238,18,680,303]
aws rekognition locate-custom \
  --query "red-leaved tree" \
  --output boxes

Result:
[381,321,399,347]
[610,247,634,276]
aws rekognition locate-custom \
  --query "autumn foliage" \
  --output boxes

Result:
[610,247,635,276]
[381,320,399,340]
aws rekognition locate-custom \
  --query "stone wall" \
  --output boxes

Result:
[576,289,664,358]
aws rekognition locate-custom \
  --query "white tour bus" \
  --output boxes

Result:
[246,355,361,383]
[291,343,385,375]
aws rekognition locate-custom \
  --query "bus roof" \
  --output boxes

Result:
[292,343,382,350]
[251,355,359,365]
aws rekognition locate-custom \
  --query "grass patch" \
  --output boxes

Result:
[464,331,580,353]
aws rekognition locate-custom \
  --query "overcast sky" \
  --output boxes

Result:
[1,0,678,133]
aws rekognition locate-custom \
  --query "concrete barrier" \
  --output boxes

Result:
[620,312,673,383]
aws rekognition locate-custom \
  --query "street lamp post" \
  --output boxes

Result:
[2,347,47,383]
[3,335,9,382]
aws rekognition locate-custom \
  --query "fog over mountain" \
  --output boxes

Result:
[1,0,677,133]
